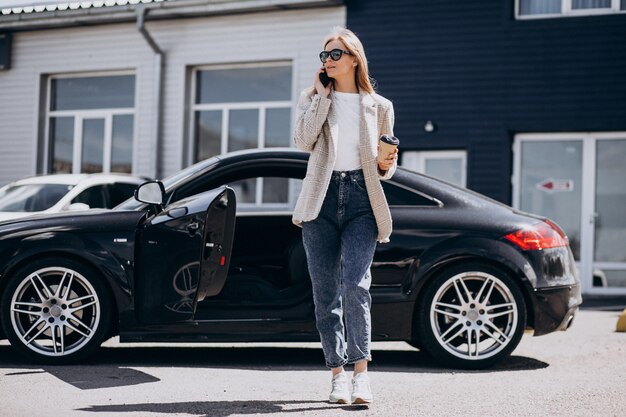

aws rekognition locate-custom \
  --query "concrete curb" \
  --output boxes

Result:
[617,308,626,332]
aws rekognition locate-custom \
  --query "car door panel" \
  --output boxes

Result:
[134,186,235,323]
[193,187,237,305]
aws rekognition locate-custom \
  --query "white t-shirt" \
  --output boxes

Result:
[332,91,362,171]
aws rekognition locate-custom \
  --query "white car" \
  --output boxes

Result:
[0,173,148,223]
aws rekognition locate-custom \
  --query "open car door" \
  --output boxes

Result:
[135,186,236,323]
[192,187,236,314]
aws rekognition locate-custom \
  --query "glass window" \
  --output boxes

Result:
[518,0,623,17]
[228,109,258,152]
[382,182,438,206]
[47,74,135,174]
[265,108,291,147]
[49,117,74,174]
[0,184,71,212]
[191,64,292,208]
[227,177,291,206]
[81,119,105,174]
[594,140,626,263]
[593,270,626,288]
[230,178,257,204]
[519,140,582,259]
[71,185,107,209]
[111,115,133,174]
[195,111,222,161]
[401,150,467,187]
[108,183,139,207]
[192,64,292,163]
[519,0,561,15]
[263,177,289,203]
[51,75,135,111]
[196,66,291,104]
[425,158,464,187]
[572,0,611,8]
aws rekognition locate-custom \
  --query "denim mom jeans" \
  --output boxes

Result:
[302,169,378,368]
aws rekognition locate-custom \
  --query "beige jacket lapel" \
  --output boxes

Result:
[327,91,339,158]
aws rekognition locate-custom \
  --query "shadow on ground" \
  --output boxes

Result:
[78,400,370,416]
[0,343,548,391]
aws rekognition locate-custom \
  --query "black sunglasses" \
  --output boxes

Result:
[319,48,353,63]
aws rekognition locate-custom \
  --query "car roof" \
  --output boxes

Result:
[8,173,147,187]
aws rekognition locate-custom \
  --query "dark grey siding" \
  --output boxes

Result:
[347,0,626,203]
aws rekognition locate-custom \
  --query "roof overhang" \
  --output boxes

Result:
[0,0,344,32]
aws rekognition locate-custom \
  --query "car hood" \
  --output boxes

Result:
[0,208,147,237]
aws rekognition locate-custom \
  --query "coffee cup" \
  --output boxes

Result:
[377,135,400,163]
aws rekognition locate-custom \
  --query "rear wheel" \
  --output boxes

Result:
[416,262,526,369]
[0,258,112,364]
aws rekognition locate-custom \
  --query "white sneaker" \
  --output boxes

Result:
[351,372,373,404]
[329,372,350,404]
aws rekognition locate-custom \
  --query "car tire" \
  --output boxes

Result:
[0,257,112,364]
[416,262,526,369]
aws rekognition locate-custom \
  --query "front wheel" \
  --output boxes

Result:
[0,258,112,364]
[416,262,526,369]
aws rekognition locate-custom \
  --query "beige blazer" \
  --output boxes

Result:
[292,88,397,243]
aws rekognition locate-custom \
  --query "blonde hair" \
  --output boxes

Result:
[323,26,375,94]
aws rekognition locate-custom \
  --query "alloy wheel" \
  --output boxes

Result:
[9,266,101,357]
[429,271,519,361]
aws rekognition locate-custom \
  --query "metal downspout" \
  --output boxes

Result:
[136,5,163,179]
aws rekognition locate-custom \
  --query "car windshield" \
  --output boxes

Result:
[0,183,73,212]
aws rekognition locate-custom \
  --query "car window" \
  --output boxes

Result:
[169,162,439,211]
[107,183,139,207]
[71,185,107,209]
[382,182,439,206]
[169,162,305,211]
[0,183,72,212]
[229,176,301,212]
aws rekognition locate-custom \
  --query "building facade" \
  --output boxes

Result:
[1,0,625,295]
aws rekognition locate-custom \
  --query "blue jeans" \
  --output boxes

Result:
[302,169,378,368]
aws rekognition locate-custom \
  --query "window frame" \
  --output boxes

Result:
[70,184,108,209]
[44,71,137,175]
[515,0,625,20]
[382,180,443,208]
[189,61,293,163]
[400,150,467,188]
[189,62,294,209]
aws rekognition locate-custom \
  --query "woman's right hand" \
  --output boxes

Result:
[314,67,332,98]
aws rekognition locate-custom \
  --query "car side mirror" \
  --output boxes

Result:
[67,202,90,211]
[135,181,165,205]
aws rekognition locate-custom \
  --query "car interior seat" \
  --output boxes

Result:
[213,236,310,304]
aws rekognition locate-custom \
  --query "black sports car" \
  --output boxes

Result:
[0,148,581,369]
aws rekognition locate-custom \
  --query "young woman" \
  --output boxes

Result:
[292,27,398,404]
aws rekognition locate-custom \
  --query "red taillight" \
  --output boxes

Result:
[504,221,569,251]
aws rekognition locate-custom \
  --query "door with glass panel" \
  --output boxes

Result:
[513,134,626,294]
[593,138,626,292]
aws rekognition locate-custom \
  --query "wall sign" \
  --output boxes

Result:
[536,178,574,193]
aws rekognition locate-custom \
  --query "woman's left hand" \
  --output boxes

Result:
[377,147,398,172]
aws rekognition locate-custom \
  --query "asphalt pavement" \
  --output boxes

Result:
[0,308,624,417]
